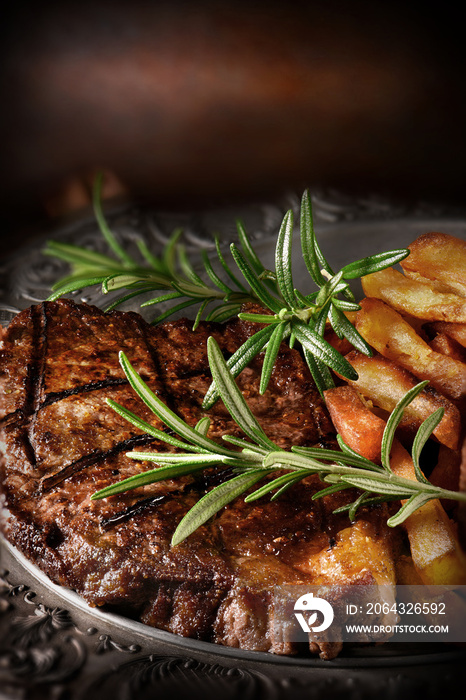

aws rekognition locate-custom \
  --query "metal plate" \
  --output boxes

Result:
[1,190,466,698]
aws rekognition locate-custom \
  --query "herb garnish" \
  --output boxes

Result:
[91,345,466,547]
[44,174,408,400]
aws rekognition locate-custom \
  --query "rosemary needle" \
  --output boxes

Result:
[44,178,409,400]
[91,347,466,546]
[45,176,466,547]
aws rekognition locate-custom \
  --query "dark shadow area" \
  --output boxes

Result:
[0,0,465,252]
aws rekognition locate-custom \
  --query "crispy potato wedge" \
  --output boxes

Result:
[362,267,466,323]
[323,385,385,463]
[355,298,466,401]
[390,439,466,586]
[429,332,466,362]
[458,438,466,552]
[401,232,466,298]
[429,445,461,509]
[323,328,354,356]
[324,313,358,355]
[395,554,423,585]
[426,321,466,348]
[340,350,460,450]
[323,385,466,585]
[396,556,466,632]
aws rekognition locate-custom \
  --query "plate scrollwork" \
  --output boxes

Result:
[0,567,144,696]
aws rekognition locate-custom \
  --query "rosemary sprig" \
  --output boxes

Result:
[44,175,409,399]
[91,343,466,547]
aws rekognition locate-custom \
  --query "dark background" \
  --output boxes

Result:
[1,0,465,255]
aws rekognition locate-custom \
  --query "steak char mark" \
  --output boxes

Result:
[0,299,399,658]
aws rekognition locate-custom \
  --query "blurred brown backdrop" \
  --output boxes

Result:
[1,0,465,253]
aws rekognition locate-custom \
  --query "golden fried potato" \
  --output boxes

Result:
[340,350,461,450]
[324,312,358,355]
[395,555,466,631]
[429,444,461,503]
[429,332,466,362]
[323,385,466,585]
[401,232,466,297]
[395,554,423,585]
[390,439,466,586]
[362,267,466,322]
[461,436,466,493]
[426,320,466,348]
[355,298,466,402]
[458,438,466,552]
[323,385,385,463]
[324,329,354,356]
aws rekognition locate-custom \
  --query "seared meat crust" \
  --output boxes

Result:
[0,300,398,658]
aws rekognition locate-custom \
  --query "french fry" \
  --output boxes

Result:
[340,351,460,450]
[355,298,466,402]
[323,385,385,463]
[400,232,466,298]
[390,439,466,586]
[429,445,461,506]
[459,437,466,551]
[324,384,466,585]
[429,332,466,362]
[324,312,358,355]
[395,554,423,585]
[396,554,466,635]
[426,320,466,348]
[461,436,466,493]
[362,267,466,322]
[324,329,354,356]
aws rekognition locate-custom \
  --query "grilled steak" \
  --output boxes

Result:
[0,299,399,658]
